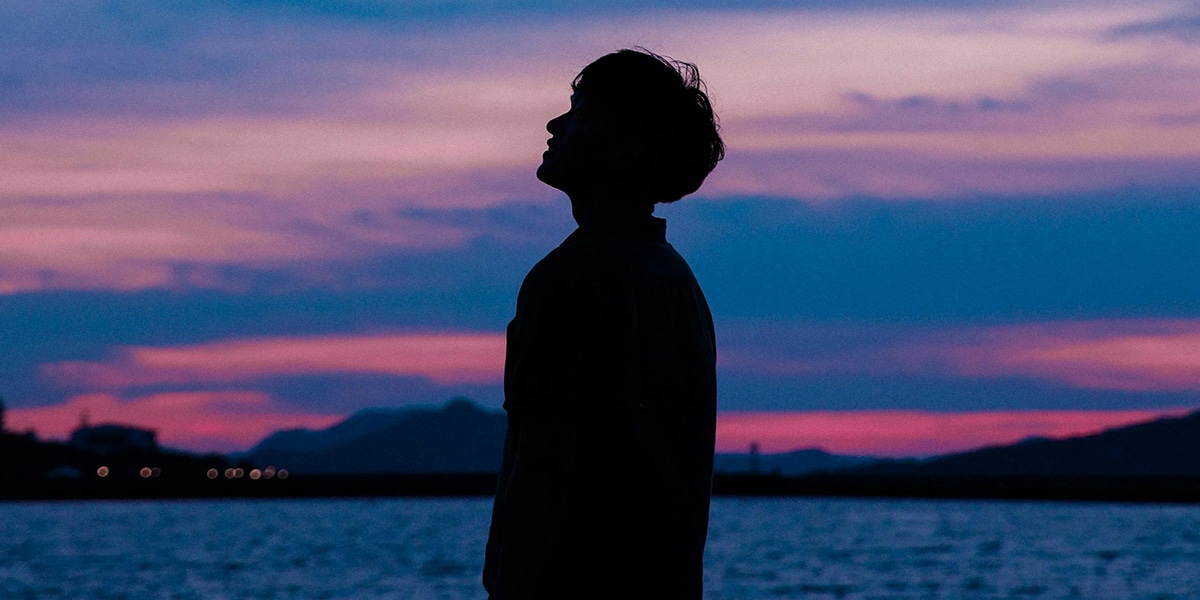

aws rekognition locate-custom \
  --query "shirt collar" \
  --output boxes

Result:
[563,213,667,245]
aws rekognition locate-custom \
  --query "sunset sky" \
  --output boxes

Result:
[5,0,1200,456]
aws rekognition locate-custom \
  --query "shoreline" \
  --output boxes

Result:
[5,472,1200,504]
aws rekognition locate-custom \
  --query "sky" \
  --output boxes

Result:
[4,0,1200,457]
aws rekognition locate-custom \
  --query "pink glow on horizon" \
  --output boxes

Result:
[10,400,1186,457]
[7,392,342,453]
[714,409,1189,457]
[46,333,508,388]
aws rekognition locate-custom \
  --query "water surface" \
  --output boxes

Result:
[2,497,1197,599]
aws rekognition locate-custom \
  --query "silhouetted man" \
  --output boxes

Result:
[483,49,724,600]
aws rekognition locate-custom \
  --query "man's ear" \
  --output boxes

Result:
[607,139,646,178]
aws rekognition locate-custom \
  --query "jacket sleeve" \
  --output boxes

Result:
[501,261,603,425]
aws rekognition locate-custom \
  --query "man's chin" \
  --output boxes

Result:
[535,164,568,191]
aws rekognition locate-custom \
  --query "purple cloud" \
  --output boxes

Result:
[1110,12,1200,43]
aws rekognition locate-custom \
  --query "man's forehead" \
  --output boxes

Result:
[567,92,609,117]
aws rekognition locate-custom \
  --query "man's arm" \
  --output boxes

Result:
[486,259,594,597]
[498,415,579,593]
[483,416,518,595]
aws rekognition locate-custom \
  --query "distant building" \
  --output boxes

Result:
[71,424,158,455]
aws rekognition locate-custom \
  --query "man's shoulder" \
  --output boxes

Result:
[523,243,580,284]
[521,232,611,281]
[514,244,587,307]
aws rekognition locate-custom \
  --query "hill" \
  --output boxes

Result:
[247,401,1200,479]
[249,399,878,476]
[247,398,507,474]
[862,409,1200,476]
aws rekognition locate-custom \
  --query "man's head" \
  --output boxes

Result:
[536,49,724,204]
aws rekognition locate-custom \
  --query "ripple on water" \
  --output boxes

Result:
[1,497,1199,599]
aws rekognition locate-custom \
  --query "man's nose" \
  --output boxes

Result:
[546,113,567,135]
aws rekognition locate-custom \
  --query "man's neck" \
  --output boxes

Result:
[569,192,654,227]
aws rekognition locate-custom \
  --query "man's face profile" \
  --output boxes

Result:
[535,92,625,197]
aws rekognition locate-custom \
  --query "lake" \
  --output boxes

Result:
[2,497,1198,599]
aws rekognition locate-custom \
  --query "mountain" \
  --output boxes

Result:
[713,448,876,476]
[862,409,1200,476]
[248,398,507,474]
[248,400,1200,478]
[250,408,413,455]
[250,400,877,477]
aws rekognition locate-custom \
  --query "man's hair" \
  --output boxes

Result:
[572,48,724,203]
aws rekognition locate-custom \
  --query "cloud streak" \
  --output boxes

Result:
[938,323,1200,392]
[1109,10,1200,43]
[45,333,508,389]
[0,194,475,293]
[722,319,1200,393]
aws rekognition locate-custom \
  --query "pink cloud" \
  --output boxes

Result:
[723,319,1200,393]
[7,392,341,453]
[45,332,508,389]
[0,193,476,294]
[913,320,1200,392]
[0,116,545,200]
[985,332,1200,391]
[705,150,1200,200]
[715,409,1187,457]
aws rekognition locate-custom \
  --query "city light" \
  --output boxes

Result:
[206,468,219,479]
[249,469,262,480]
[96,466,109,477]
[139,467,152,478]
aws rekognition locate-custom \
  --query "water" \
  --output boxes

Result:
[2,497,1198,599]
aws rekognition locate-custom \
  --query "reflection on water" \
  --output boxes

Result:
[705,498,1200,599]
[2,497,1198,599]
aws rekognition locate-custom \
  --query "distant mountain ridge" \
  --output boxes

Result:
[251,408,413,455]
[248,398,506,474]
[862,409,1200,476]
[247,401,1200,477]
[248,399,876,476]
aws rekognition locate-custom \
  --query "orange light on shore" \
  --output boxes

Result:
[263,466,276,479]
[277,469,289,480]
[139,467,152,478]
[249,469,262,480]
[224,468,236,479]
[233,467,245,479]
[206,468,219,479]
[96,466,109,477]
